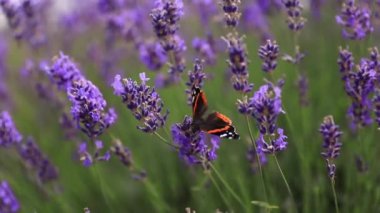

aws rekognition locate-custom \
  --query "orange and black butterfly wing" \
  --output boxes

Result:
[200,112,239,139]
[192,86,208,120]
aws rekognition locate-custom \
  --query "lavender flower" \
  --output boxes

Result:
[112,73,168,133]
[67,79,117,138]
[150,0,184,50]
[110,140,133,167]
[0,0,22,40]
[220,0,241,27]
[192,37,216,65]
[139,41,167,71]
[45,52,83,90]
[0,181,20,213]
[372,89,380,128]
[0,111,22,147]
[192,0,217,27]
[319,115,342,179]
[345,60,375,129]
[259,128,288,154]
[338,47,354,80]
[368,47,380,83]
[336,0,373,40]
[77,141,110,167]
[18,137,59,183]
[258,40,279,73]
[223,34,253,93]
[310,0,325,19]
[186,59,207,104]
[242,2,271,41]
[171,116,220,164]
[282,0,306,31]
[250,84,284,135]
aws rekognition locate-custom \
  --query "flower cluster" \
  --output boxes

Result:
[18,137,59,183]
[220,0,241,27]
[338,47,354,81]
[112,73,168,133]
[282,0,306,31]
[186,59,207,104]
[171,116,220,164]
[0,181,20,213]
[67,78,117,138]
[250,84,288,154]
[258,40,279,73]
[223,34,253,93]
[345,60,376,129]
[0,0,48,48]
[0,111,22,147]
[336,0,373,40]
[77,141,110,167]
[45,52,83,90]
[139,41,167,71]
[319,115,343,179]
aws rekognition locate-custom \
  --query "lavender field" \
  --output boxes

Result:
[0,0,379,212]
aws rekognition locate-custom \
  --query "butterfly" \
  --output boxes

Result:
[191,86,239,139]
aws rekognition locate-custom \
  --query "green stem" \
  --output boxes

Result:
[330,178,340,213]
[205,170,233,211]
[245,115,269,205]
[208,162,246,209]
[153,132,178,149]
[273,154,297,211]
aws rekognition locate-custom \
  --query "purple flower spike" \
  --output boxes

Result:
[282,0,306,31]
[319,115,342,179]
[258,40,279,73]
[220,0,241,27]
[171,116,220,164]
[338,47,354,80]
[0,111,22,147]
[0,181,20,213]
[186,59,207,104]
[223,34,253,93]
[67,79,117,138]
[45,52,83,90]
[112,73,168,133]
[250,84,284,135]
[345,60,375,129]
[139,41,167,71]
[259,128,288,154]
[18,137,59,183]
[336,0,373,40]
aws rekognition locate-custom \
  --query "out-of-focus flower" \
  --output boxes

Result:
[297,74,309,106]
[336,0,373,40]
[192,37,216,65]
[0,181,20,213]
[282,46,305,65]
[192,0,217,27]
[220,0,241,27]
[186,59,207,104]
[258,40,279,73]
[247,144,267,173]
[0,111,22,147]
[45,52,83,91]
[319,115,342,179]
[223,34,253,93]
[282,0,306,31]
[18,137,59,183]
[110,139,133,167]
[67,79,117,138]
[112,73,168,133]
[310,0,325,19]
[171,116,220,164]
[139,41,167,71]
[242,2,271,41]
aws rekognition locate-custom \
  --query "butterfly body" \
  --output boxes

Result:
[191,86,239,139]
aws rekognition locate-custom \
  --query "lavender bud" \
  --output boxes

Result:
[0,111,22,147]
[258,40,279,73]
